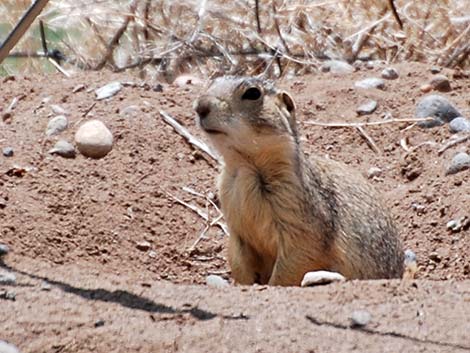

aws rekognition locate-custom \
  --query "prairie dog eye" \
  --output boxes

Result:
[241,87,262,100]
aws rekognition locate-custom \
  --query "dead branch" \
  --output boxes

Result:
[355,126,380,153]
[159,110,219,163]
[305,117,434,128]
[438,134,470,155]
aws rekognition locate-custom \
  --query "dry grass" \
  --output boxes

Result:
[1,0,469,78]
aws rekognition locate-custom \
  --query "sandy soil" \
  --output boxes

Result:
[0,61,469,352]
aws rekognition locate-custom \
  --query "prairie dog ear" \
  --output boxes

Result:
[275,91,297,134]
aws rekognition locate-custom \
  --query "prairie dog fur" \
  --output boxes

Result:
[194,76,404,286]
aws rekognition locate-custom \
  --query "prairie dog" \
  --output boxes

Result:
[194,76,404,286]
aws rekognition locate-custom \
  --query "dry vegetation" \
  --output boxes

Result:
[1,0,469,78]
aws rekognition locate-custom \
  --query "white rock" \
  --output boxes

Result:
[0,341,20,353]
[0,270,16,285]
[50,104,68,115]
[446,152,470,175]
[301,271,346,287]
[206,275,229,288]
[75,120,113,159]
[350,310,371,327]
[381,67,399,80]
[449,117,470,133]
[354,77,386,90]
[367,167,382,179]
[48,140,76,158]
[46,115,68,136]
[95,82,122,100]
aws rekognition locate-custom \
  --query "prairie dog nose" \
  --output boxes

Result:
[195,97,212,120]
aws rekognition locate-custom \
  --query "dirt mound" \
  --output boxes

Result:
[0,61,469,352]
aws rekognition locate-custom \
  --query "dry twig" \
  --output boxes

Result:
[305,117,433,128]
[159,110,219,163]
[438,134,470,155]
[355,126,380,153]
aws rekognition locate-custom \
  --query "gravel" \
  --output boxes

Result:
[354,77,386,90]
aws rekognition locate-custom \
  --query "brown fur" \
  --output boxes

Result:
[194,76,404,286]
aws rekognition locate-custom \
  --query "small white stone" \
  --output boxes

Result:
[95,81,122,100]
[320,60,355,75]
[301,271,346,287]
[48,140,76,158]
[354,77,386,90]
[0,341,20,353]
[50,104,68,115]
[206,275,229,288]
[350,310,371,327]
[120,105,141,117]
[367,167,382,179]
[0,270,16,285]
[46,115,68,136]
[381,67,399,80]
[74,120,113,159]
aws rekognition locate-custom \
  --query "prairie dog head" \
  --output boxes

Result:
[194,76,297,159]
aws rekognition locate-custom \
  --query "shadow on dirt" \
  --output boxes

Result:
[306,315,470,351]
[1,261,249,322]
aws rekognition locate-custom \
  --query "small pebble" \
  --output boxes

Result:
[350,310,371,328]
[301,271,346,287]
[0,340,20,353]
[153,84,164,92]
[136,241,151,251]
[148,250,157,259]
[381,67,399,80]
[367,167,382,179]
[430,75,451,92]
[356,100,378,115]
[94,319,105,328]
[41,281,52,291]
[174,75,203,87]
[95,81,122,100]
[354,77,385,90]
[415,95,461,128]
[50,104,68,115]
[48,140,76,158]
[0,271,16,285]
[429,252,441,263]
[206,275,229,288]
[0,290,16,301]
[0,244,9,256]
[449,117,470,133]
[446,152,470,175]
[72,84,86,93]
[446,216,469,232]
[2,147,14,157]
[46,115,68,136]
[75,120,113,159]
[430,66,442,74]
[320,60,355,75]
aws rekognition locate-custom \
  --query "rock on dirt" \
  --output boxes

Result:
[0,340,20,353]
[429,74,451,92]
[74,120,113,159]
[446,152,470,175]
[381,67,399,80]
[320,60,355,75]
[48,140,76,158]
[50,104,68,116]
[2,147,14,157]
[449,117,470,133]
[446,216,469,232]
[354,77,385,90]
[0,244,9,257]
[206,275,229,288]
[367,167,382,179]
[46,115,68,136]
[0,270,16,285]
[350,310,371,328]
[95,82,123,100]
[356,100,378,115]
[415,94,461,128]
[301,271,346,287]
[136,241,151,251]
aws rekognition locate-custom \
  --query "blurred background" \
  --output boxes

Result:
[0,0,469,79]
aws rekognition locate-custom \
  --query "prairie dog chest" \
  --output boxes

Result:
[218,167,279,258]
